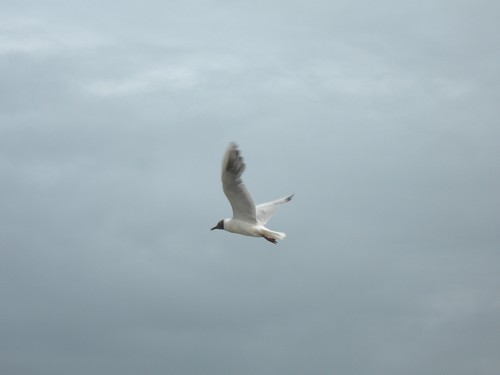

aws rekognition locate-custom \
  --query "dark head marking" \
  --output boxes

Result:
[210,220,224,231]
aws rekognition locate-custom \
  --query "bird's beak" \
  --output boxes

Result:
[211,221,223,231]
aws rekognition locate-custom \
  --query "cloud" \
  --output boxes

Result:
[1,1,500,375]
[0,16,109,55]
[86,66,201,97]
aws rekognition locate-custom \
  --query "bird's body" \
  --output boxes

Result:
[223,219,265,237]
[211,142,293,244]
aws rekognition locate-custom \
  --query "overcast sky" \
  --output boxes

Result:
[1,0,500,374]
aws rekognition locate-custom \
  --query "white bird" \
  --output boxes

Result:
[211,142,293,244]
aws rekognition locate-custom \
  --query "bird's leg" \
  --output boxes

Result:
[264,237,277,244]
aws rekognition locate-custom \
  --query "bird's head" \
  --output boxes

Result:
[210,219,225,231]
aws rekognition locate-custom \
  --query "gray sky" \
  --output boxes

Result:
[1,0,500,374]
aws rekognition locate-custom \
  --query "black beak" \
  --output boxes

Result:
[210,226,217,231]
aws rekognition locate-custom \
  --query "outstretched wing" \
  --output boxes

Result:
[221,143,257,223]
[256,194,294,225]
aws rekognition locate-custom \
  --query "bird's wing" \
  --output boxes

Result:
[256,194,294,225]
[221,143,257,223]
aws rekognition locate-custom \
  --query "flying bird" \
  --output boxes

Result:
[211,142,293,244]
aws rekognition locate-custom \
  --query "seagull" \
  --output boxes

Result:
[211,142,293,244]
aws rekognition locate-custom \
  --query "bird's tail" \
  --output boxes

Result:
[261,228,286,241]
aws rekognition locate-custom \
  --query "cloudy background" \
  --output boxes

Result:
[1,0,500,374]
